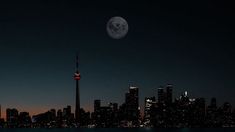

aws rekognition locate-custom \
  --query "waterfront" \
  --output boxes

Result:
[0,128,235,132]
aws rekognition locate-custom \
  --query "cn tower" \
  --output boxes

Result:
[74,55,81,122]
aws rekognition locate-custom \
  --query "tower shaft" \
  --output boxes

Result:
[75,79,80,121]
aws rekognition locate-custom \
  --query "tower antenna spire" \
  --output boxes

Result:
[76,52,79,72]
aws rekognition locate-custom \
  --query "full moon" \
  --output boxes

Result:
[106,16,129,39]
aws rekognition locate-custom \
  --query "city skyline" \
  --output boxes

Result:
[0,81,234,120]
[0,0,234,122]
[0,83,235,128]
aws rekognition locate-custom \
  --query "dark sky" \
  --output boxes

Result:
[0,0,234,116]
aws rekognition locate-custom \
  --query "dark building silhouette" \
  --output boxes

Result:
[95,106,112,127]
[190,98,206,127]
[50,109,56,121]
[94,100,101,113]
[32,109,57,128]
[0,118,4,128]
[166,84,173,104]
[125,86,140,126]
[92,100,118,127]
[175,91,190,127]
[6,108,19,128]
[222,102,233,126]
[0,105,2,127]
[0,105,1,119]
[18,112,31,128]
[79,108,91,127]
[63,105,74,124]
[232,109,235,125]
[211,98,217,108]
[206,98,219,127]
[158,86,165,103]
[109,103,119,126]
[63,106,71,118]
[57,109,62,121]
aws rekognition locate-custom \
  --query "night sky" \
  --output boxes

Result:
[0,0,234,117]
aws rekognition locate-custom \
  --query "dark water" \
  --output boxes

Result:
[0,128,234,132]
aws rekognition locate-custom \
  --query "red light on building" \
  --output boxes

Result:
[74,72,81,80]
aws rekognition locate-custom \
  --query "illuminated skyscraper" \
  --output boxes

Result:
[144,97,156,125]
[125,86,140,125]
[74,55,81,122]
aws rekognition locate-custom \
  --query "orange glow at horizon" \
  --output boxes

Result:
[0,105,93,120]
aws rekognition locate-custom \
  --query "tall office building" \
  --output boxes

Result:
[144,97,156,125]
[94,100,101,112]
[57,109,62,121]
[18,112,31,127]
[158,86,165,103]
[166,84,173,104]
[74,55,81,122]
[6,108,19,127]
[125,86,139,124]
[63,106,72,117]
[210,97,217,108]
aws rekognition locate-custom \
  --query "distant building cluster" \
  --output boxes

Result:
[0,84,235,128]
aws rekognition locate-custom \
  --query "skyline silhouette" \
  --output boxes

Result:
[0,82,235,128]
[0,76,234,120]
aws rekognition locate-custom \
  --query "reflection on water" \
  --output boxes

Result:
[0,128,234,132]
